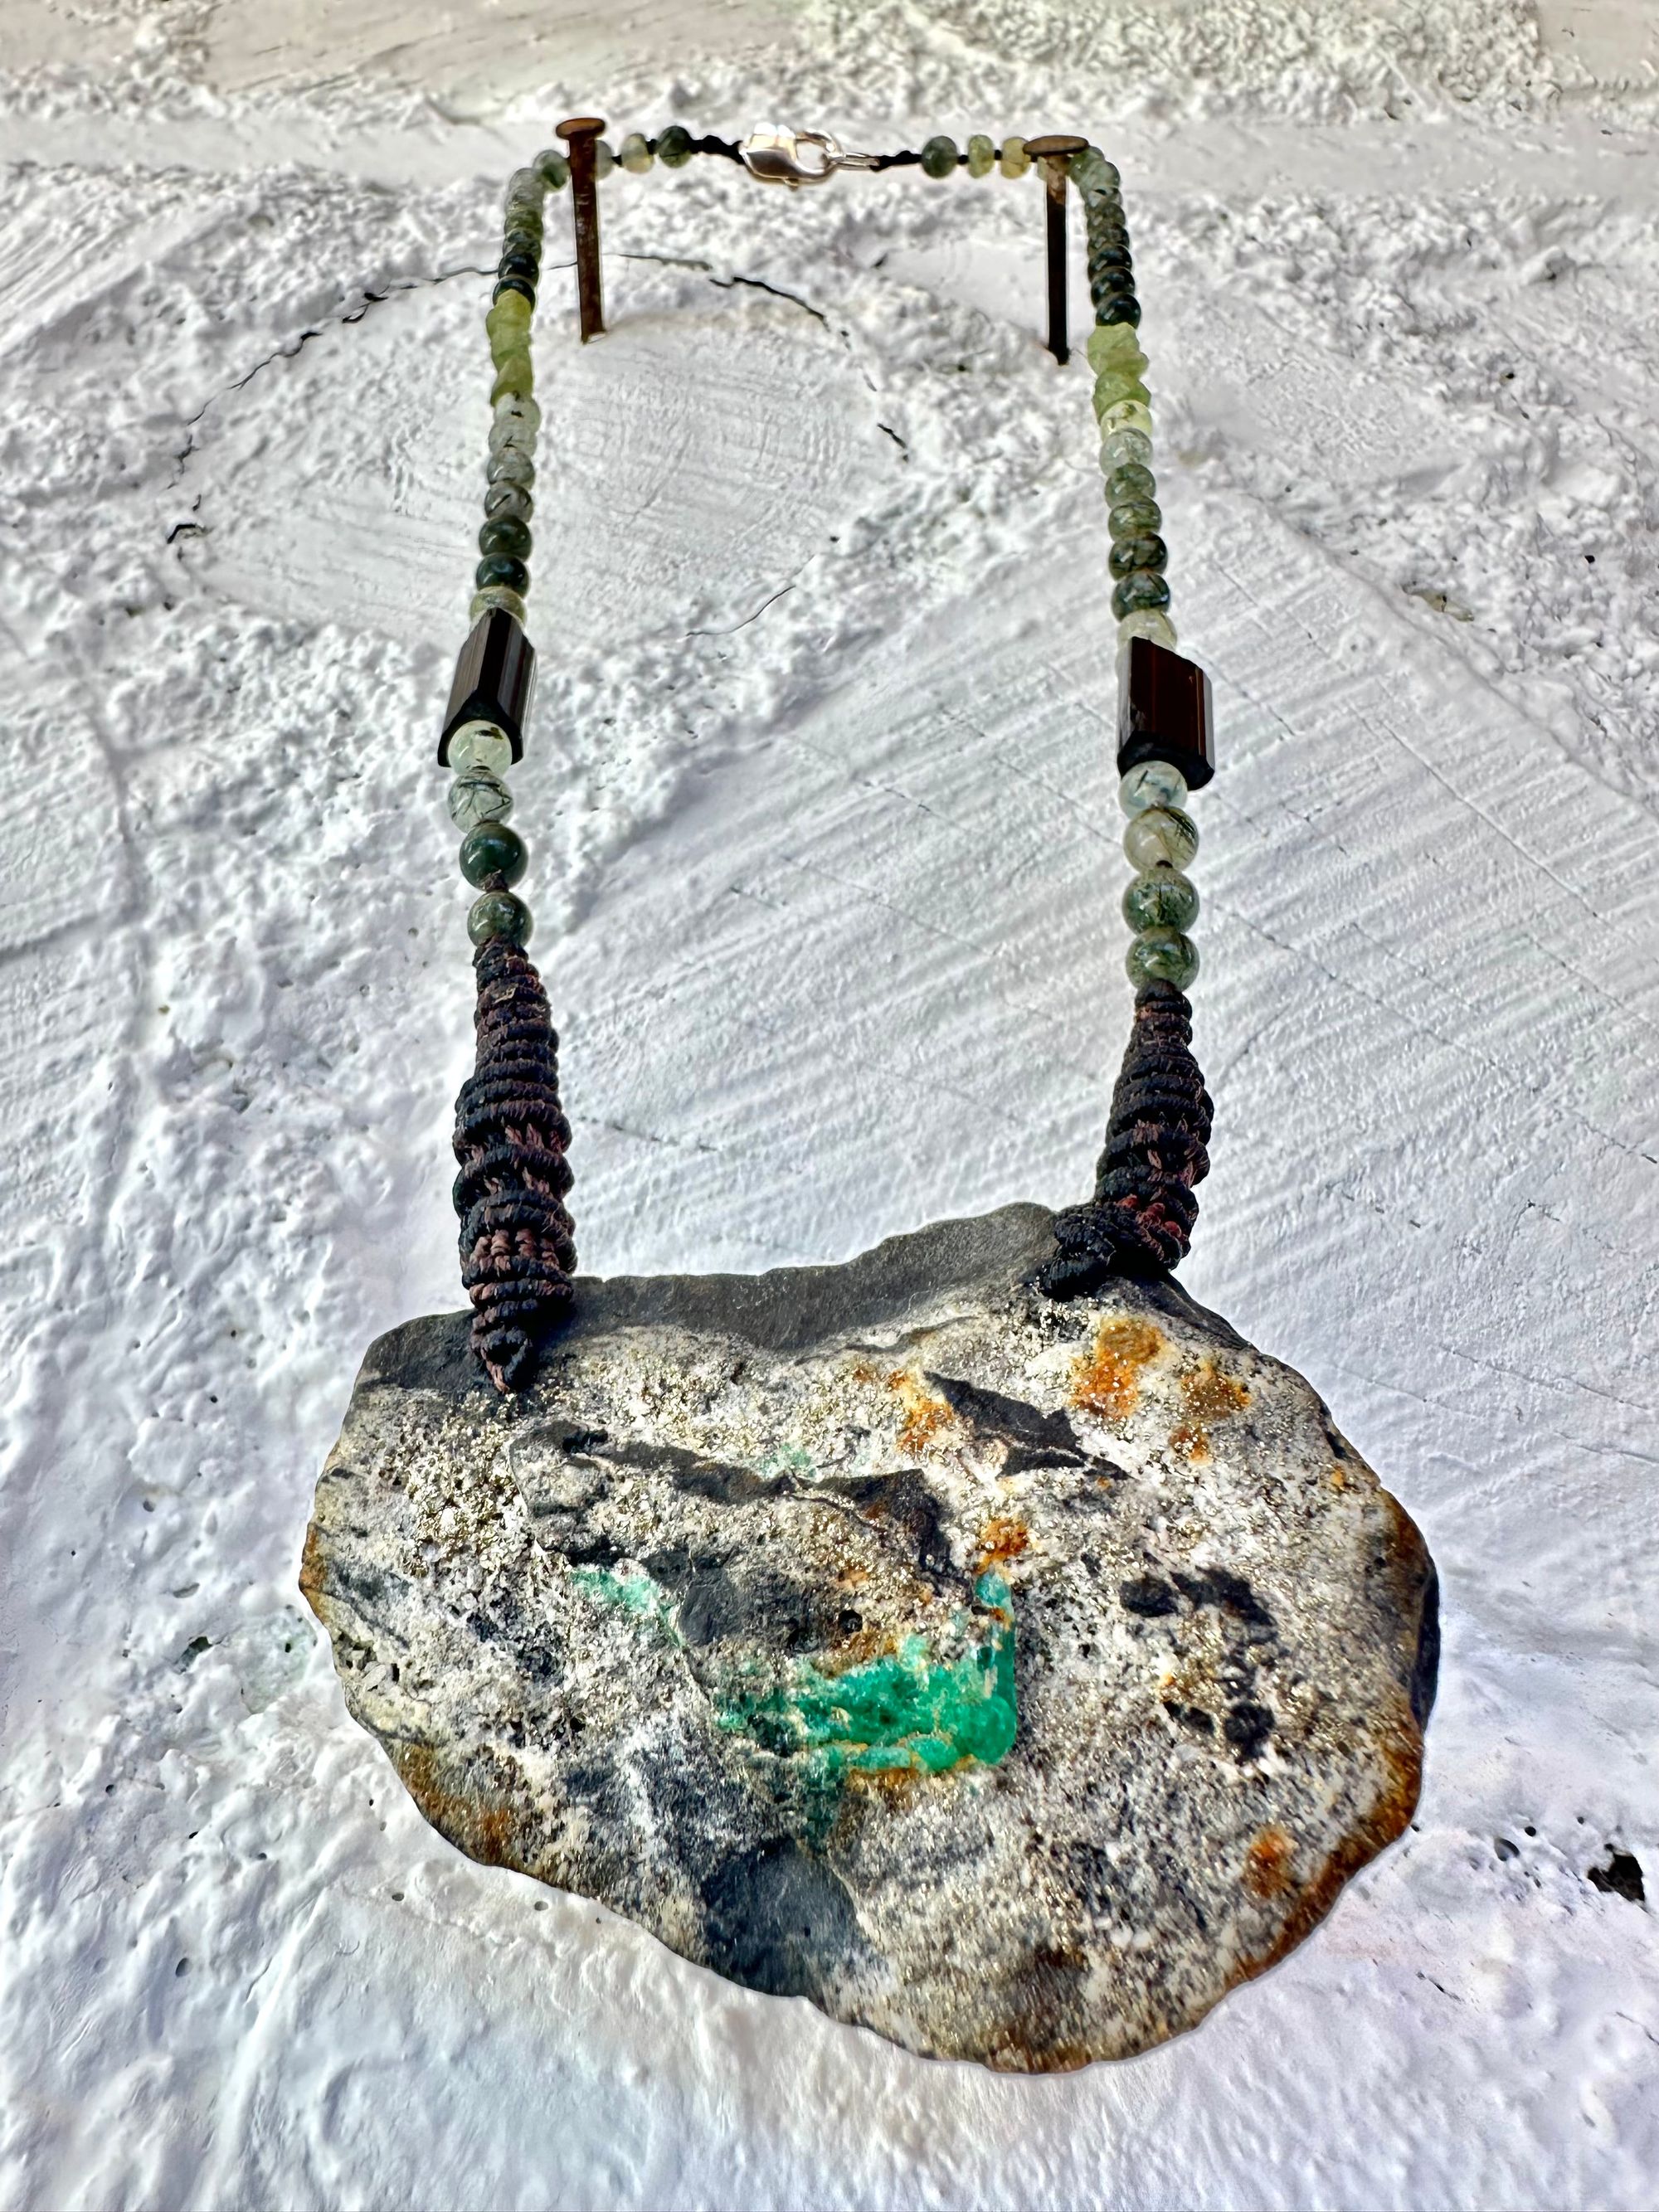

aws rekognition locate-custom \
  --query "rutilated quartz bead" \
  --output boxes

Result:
[484,480,533,523]
[1101,425,1152,472]
[1109,532,1167,579]
[1118,760,1187,814]
[1122,867,1199,933]
[657,124,694,167]
[1113,570,1171,619]
[1126,928,1199,990]
[486,449,534,489]
[1107,497,1162,539]
[620,131,654,172]
[490,394,540,446]
[966,134,995,177]
[1123,803,1199,872]
[1097,396,1153,440]
[450,722,514,776]
[448,768,514,830]
[1105,460,1156,504]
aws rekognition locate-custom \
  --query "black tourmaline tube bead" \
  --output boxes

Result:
[1117,636,1214,790]
[439,608,538,764]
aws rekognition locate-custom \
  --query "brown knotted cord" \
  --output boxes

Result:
[452,937,577,1388]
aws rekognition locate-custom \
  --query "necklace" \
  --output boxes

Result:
[305,124,1437,2073]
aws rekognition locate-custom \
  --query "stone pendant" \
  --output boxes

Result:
[304,1204,1436,2070]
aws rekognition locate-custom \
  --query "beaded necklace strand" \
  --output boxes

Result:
[435,130,1215,1389]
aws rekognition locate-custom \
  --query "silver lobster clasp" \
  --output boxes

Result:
[738,125,878,187]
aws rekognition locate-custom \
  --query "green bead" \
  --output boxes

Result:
[448,769,513,831]
[450,722,513,775]
[484,480,533,523]
[594,139,615,177]
[460,819,527,888]
[1097,396,1153,439]
[999,136,1030,177]
[657,124,694,168]
[1106,461,1156,504]
[1096,296,1141,328]
[1101,426,1153,473]
[1092,374,1151,421]
[1085,322,1144,374]
[1107,497,1162,538]
[1118,606,1179,651]
[1112,569,1171,618]
[1126,929,1199,991]
[467,890,533,947]
[479,515,531,561]
[469,585,528,625]
[1109,532,1167,579]
[1119,760,1187,814]
[921,135,959,178]
[620,131,654,173]
[490,356,534,403]
[486,289,532,335]
[534,148,570,188]
[1122,868,1199,933]
[489,328,531,371]
[966,134,995,177]
[1123,804,1199,872]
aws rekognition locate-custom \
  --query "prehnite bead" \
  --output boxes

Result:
[1101,425,1153,472]
[620,131,654,172]
[921,134,959,178]
[479,515,532,561]
[469,585,528,624]
[1109,532,1168,579]
[450,721,514,775]
[534,148,570,187]
[1122,867,1199,933]
[1107,497,1162,538]
[486,289,533,333]
[489,357,534,404]
[966,134,995,176]
[594,139,615,177]
[1085,321,1143,372]
[448,768,514,830]
[1118,759,1188,814]
[493,277,535,308]
[1126,929,1199,991]
[476,554,529,594]
[486,448,535,489]
[1000,136,1030,177]
[1117,606,1179,650]
[468,890,533,947]
[657,124,694,167]
[489,328,531,371]
[1092,376,1151,421]
[1112,570,1171,618]
[459,819,528,887]
[483,480,533,523]
[1123,803,1199,871]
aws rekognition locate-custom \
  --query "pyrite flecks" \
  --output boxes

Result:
[303,1204,1437,2070]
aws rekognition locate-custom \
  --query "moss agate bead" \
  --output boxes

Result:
[1095,295,1142,328]
[966,134,995,177]
[476,554,528,595]
[534,148,570,187]
[448,769,514,830]
[921,135,959,178]
[1122,867,1199,933]
[1110,532,1168,579]
[460,819,527,887]
[1126,929,1199,990]
[1123,804,1199,872]
[499,251,538,284]
[1112,569,1171,618]
[479,515,531,561]
[1118,760,1188,814]
[450,722,513,775]
[467,891,533,948]
[1000,136,1030,177]
[657,124,694,167]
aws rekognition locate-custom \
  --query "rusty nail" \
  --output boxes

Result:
[1024,134,1088,366]
[557,115,606,342]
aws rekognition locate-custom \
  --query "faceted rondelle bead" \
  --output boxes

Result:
[1118,759,1189,814]
[486,448,535,489]
[467,890,533,948]
[1108,498,1163,538]
[1105,459,1157,503]
[1122,867,1199,934]
[594,139,615,177]
[1109,532,1168,579]
[1112,570,1172,619]
[534,148,571,187]
[1000,136,1031,177]
[1117,606,1179,651]
[483,480,533,523]
[620,131,654,172]
[479,516,532,561]
[966,134,995,177]
[1101,426,1154,473]
[657,124,694,167]
[921,134,959,177]
[469,586,528,625]
[460,819,528,888]
[448,769,514,830]
[1126,928,1199,991]
[476,555,529,594]
[1123,803,1199,872]
[450,721,514,776]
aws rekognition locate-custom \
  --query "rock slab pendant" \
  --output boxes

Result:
[304,1204,1437,2070]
